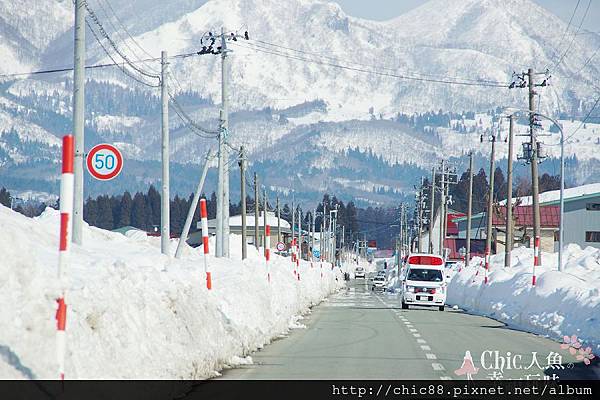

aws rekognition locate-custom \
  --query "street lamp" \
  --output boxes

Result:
[503,107,565,272]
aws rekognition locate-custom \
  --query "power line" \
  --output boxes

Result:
[169,97,220,138]
[249,38,509,86]
[84,1,159,80]
[547,0,581,69]
[86,18,160,88]
[230,40,510,88]
[100,0,156,60]
[0,51,209,80]
[549,0,592,72]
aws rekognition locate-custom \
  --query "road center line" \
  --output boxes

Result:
[432,363,445,371]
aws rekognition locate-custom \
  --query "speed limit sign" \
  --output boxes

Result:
[86,143,123,181]
[276,242,286,252]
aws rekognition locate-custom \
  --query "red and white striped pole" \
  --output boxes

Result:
[484,249,490,284]
[265,225,271,283]
[292,238,297,276]
[532,236,540,286]
[200,198,211,290]
[296,238,301,281]
[56,135,74,381]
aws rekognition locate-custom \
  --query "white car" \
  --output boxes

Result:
[400,254,447,311]
[371,276,387,291]
[354,267,366,279]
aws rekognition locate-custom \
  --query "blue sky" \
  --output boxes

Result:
[333,0,599,31]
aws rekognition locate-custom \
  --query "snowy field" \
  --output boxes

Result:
[0,205,343,379]
[448,245,600,355]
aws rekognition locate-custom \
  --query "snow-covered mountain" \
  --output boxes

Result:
[1,0,599,205]
[73,0,599,116]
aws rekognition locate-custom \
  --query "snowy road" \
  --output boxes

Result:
[219,279,597,380]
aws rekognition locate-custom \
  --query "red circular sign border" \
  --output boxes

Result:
[86,143,123,181]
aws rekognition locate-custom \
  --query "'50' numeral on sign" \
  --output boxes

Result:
[94,153,116,170]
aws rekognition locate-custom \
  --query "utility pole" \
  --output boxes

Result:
[429,167,435,254]
[439,160,446,256]
[160,50,170,255]
[220,28,231,258]
[292,199,295,256]
[465,151,474,268]
[72,0,85,245]
[175,149,213,259]
[263,189,268,252]
[298,207,302,260]
[505,115,515,269]
[399,204,404,257]
[240,146,247,260]
[484,134,496,284]
[312,208,316,256]
[511,68,549,272]
[254,173,259,250]
[276,196,281,244]
[528,68,541,271]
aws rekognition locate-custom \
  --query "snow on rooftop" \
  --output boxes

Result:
[206,211,290,229]
[500,183,600,206]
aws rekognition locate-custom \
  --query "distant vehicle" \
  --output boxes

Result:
[371,275,387,291]
[399,254,447,311]
[376,270,386,277]
[354,266,366,279]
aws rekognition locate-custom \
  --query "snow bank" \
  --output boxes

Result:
[0,205,343,379]
[447,245,600,353]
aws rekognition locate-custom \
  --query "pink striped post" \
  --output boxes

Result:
[320,256,323,279]
[483,249,490,284]
[56,135,74,381]
[265,225,271,283]
[532,236,540,286]
[292,238,297,276]
[200,199,211,290]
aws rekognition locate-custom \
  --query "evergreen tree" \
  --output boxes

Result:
[493,167,507,202]
[118,191,133,227]
[170,194,184,234]
[83,196,98,227]
[472,168,489,214]
[96,195,114,230]
[0,187,11,208]
[345,201,359,235]
[131,192,148,230]
[207,192,217,219]
[539,173,561,193]
[146,185,161,227]
[110,195,120,228]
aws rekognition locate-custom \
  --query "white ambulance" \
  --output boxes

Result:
[400,254,447,311]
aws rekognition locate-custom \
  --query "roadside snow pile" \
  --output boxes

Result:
[0,205,343,379]
[448,245,600,353]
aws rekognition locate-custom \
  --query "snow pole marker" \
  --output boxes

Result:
[265,225,271,283]
[292,238,297,276]
[200,198,211,290]
[56,135,74,381]
[484,249,490,284]
[532,236,540,286]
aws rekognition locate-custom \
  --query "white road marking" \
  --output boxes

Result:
[409,328,418,333]
[440,376,453,380]
[417,339,427,344]
[431,363,445,371]
[426,353,437,360]
[413,333,421,338]
[420,345,431,351]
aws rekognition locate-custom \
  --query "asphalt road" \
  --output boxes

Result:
[219,278,598,380]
